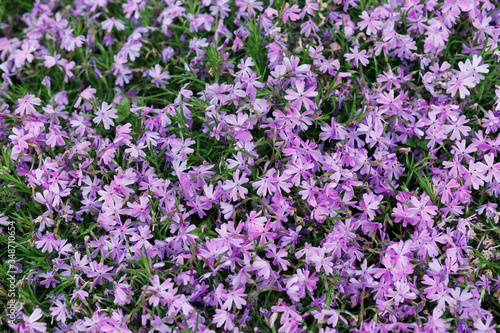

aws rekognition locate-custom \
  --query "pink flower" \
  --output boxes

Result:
[120,40,142,61]
[409,195,438,226]
[8,127,33,151]
[475,153,500,183]
[446,71,475,99]
[213,309,234,331]
[285,276,301,302]
[19,308,47,333]
[49,300,70,324]
[300,19,319,37]
[13,40,37,68]
[252,255,272,278]
[149,64,170,88]
[101,18,125,32]
[442,115,471,141]
[34,190,54,207]
[282,3,301,23]
[125,196,151,222]
[143,275,176,307]
[129,225,153,246]
[345,46,369,68]
[458,55,489,84]
[265,243,290,270]
[310,247,333,274]
[113,281,134,305]
[124,143,147,160]
[14,94,41,117]
[101,319,132,333]
[320,118,348,141]
[74,86,97,109]
[358,10,382,35]
[296,269,318,294]
[253,168,277,197]
[377,90,403,114]
[222,169,249,201]
[86,261,114,286]
[93,102,118,130]
[284,80,318,111]
[358,192,382,220]
[222,288,247,310]
[392,203,417,227]
[283,157,314,186]
[81,311,107,333]
[473,315,496,333]
[385,281,417,306]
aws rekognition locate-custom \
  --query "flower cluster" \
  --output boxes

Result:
[1,0,500,332]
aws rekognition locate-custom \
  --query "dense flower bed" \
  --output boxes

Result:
[1,0,500,332]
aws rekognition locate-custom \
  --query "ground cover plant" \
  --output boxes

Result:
[1,0,500,332]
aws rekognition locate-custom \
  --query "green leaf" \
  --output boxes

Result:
[405,138,429,151]
[115,97,131,123]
